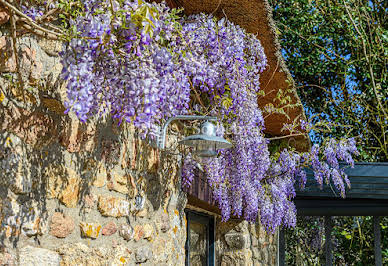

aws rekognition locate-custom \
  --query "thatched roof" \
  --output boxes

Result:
[156,0,310,150]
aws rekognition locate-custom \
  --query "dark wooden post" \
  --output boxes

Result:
[325,216,333,266]
[185,211,190,266]
[278,228,285,266]
[374,216,382,266]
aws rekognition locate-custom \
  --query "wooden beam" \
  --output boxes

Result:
[295,198,388,216]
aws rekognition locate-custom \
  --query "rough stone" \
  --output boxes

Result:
[0,36,16,72]
[135,246,152,263]
[254,263,264,266]
[252,247,262,261]
[0,5,10,25]
[147,147,159,173]
[130,194,146,215]
[41,98,66,115]
[0,251,15,265]
[83,194,97,209]
[112,245,132,265]
[60,118,96,153]
[59,118,82,153]
[79,222,102,239]
[45,165,65,199]
[130,138,137,170]
[102,221,117,236]
[11,202,42,237]
[142,224,154,241]
[258,226,267,242]
[190,231,199,247]
[220,249,253,266]
[19,245,61,266]
[21,215,41,237]
[260,249,269,264]
[59,173,80,208]
[136,207,149,218]
[57,243,109,266]
[20,46,43,81]
[50,212,75,238]
[107,170,137,197]
[56,243,90,265]
[133,225,144,242]
[1,104,57,147]
[46,62,63,81]
[107,170,130,195]
[268,234,274,245]
[119,224,134,241]
[98,195,130,217]
[4,225,19,239]
[251,235,259,247]
[92,163,107,188]
[160,212,170,233]
[170,209,182,236]
[1,198,46,237]
[224,233,249,249]
[82,122,97,152]
[10,161,32,194]
[153,238,173,263]
[45,165,80,207]
[9,84,38,104]
[38,38,62,56]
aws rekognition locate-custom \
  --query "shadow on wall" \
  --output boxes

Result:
[0,80,184,250]
[0,24,188,264]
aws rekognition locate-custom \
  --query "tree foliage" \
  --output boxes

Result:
[270,0,387,161]
[270,0,388,264]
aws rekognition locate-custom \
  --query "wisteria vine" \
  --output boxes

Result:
[53,0,359,232]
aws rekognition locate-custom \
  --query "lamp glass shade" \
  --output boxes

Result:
[179,122,232,157]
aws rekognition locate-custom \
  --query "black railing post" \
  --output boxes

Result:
[374,216,382,266]
[325,216,333,266]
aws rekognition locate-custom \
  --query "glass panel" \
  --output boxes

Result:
[189,220,208,266]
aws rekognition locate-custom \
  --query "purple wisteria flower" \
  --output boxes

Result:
[181,153,196,189]
[60,0,359,233]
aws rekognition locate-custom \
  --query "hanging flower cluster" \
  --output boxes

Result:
[61,0,191,135]
[60,0,359,232]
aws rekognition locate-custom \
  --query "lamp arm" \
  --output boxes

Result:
[158,115,217,149]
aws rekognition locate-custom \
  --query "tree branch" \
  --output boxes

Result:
[0,0,62,38]
[36,7,59,23]
[343,1,387,118]
[267,133,306,141]
[20,22,60,40]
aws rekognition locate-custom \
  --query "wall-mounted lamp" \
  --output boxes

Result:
[156,115,232,157]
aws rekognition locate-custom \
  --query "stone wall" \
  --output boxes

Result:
[0,12,277,266]
[216,219,277,266]
[186,205,278,266]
